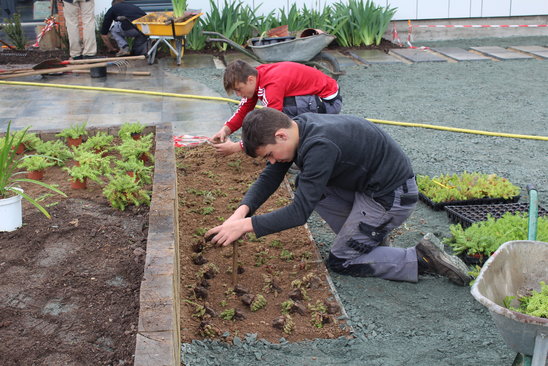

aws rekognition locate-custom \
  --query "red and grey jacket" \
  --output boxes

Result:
[224,62,339,132]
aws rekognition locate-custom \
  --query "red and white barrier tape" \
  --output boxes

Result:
[392,20,547,50]
[413,24,548,28]
[173,134,209,147]
[33,16,58,48]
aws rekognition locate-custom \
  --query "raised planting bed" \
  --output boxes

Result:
[445,202,548,228]
[176,144,351,345]
[417,172,520,211]
[0,123,181,365]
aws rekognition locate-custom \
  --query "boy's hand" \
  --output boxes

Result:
[212,140,241,156]
[205,218,253,247]
[209,126,232,144]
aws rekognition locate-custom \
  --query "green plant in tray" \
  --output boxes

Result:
[417,172,520,203]
[115,157,153,185]
[117,133,154,162]
[443,212,548,257]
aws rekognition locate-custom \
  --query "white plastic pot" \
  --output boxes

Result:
[0,190,23,232]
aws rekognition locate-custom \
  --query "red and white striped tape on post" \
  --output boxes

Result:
[173,135,209,147]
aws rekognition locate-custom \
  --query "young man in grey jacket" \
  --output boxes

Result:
[206,108,471,285]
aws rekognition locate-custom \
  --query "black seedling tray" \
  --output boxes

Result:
[444,202,548,228]
[419,193,520,211]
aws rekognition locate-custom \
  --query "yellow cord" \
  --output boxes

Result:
[1,80,547,142]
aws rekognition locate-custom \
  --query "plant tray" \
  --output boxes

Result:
[419,192,520,211]
[445,202,548,228]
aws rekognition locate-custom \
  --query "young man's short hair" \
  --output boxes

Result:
[223,59,258,94]
[242,108,291,157]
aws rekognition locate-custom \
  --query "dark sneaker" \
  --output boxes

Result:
[415,233,472,286]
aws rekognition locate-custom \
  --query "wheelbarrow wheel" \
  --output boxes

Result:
[310,51,341,80]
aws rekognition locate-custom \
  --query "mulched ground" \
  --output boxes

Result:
[0,148,150,365]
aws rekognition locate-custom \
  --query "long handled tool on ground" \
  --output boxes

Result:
[72,69,151,76]
[32,55,145,69]
[0,60,132,79]
[0,55,146,76]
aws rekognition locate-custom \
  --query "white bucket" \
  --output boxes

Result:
[0,190,23,232]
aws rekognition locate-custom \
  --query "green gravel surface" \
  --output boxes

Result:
[169,40,547,365]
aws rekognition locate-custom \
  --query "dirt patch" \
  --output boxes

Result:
[176,144,351,343]
[0,148,150,365]
[0,49,69,65]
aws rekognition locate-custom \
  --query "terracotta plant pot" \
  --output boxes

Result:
[14,143,25,154]
[140,153,149,163]
[27,170,45,180]
[127,171,140,183]
[67,136,83,147]
[70,178,87,189]
[131,132,141,141]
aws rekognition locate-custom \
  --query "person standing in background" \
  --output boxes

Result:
[63,0,97,60]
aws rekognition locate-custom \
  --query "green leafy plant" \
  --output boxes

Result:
[280,249,294,261]
[2,13,27,50]
[10,130,42,151]
[220,308,235,320]
[417,172,520,203]
[0,122,66,218]
[115,157,153,185]
[117,133,154,162]
[308,300,329,328]
[443,213,548,257]
[250,294,267,311]
[17,155,55,172]
[82,132,114,152]
[34,140,72,165]
[56,122,88,139]
[172,0,187,18]
[281,300,295,315]
[118,122,145,140]
[102,173,151,210]
[63,164,103,184]
[504,281,548,318]
[71,146,113,174]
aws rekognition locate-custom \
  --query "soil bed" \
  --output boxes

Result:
[176,143,350,343]
[0,141,151,365]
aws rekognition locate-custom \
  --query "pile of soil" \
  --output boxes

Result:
[0,49,68,65]
[176,144,351,343]
[0,146,150,365]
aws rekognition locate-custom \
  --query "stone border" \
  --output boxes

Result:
[134,122,180,366]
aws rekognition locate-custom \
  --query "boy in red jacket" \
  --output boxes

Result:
[210,59,342,155]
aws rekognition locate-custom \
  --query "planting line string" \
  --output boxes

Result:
[1,80,547,142]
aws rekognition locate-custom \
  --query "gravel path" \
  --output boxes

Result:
[170,36,547,366]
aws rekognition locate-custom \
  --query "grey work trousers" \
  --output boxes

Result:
[110,21,148,55]
[315,176,419,282]
[282,94,342,118]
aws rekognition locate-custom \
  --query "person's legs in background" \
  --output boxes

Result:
[63,1,83,59]
[79,0,96,57]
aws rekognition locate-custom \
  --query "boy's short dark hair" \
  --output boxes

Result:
[242,108,291,157]
[223,59,258,94]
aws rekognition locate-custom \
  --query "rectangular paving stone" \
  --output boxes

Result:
[348,49,403,64]
[508,46,548,59]
[389,48,447,63]
[470,46,533,60]
[179,53,216,68]
[223,52,261,67]
[432,47,491,61]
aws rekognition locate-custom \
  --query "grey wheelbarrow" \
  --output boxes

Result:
[203,30,344,80]
[471,185,547,366]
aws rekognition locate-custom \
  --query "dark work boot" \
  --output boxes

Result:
[415,233,472,286]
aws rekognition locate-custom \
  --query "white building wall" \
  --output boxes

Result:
[96,0,548,19]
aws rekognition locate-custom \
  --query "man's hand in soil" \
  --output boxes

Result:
[206,218,253,246]
[206,205,252,246]
[211,140,241,156]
